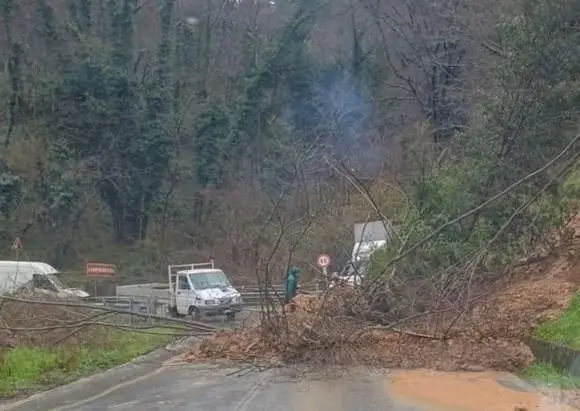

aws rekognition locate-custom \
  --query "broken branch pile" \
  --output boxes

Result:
[192,289,369,364]
[186,241,580,371]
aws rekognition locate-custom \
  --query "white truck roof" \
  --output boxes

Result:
[0,261,58,274]
[177,268,223,275]
[0,261,59,295]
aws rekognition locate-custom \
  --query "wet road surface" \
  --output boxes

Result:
[2,360,435,411]
[1,316,564,411]
[4,355,567,411]
[29,366,429,411]
[4,359,558,411]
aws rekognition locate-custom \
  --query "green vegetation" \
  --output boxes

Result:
[535,294,580,349]
[520,293,580,389]
[2,0,580,395]
[369,0,580,282]
[0,0,579,309]
[521,362,580,389]
[0,328,174,398]
[359,0,580,316]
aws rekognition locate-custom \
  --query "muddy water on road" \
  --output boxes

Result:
[390,370,578,411]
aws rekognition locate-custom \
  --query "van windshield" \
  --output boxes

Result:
[188,271,230,290]
[46,274,65,290]
[340,261,366,278]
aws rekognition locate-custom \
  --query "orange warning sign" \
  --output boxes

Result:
[86,263,116,277]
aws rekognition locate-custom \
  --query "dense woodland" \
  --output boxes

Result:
[0,0,579,297]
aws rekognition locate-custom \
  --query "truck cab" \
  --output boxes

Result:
[168,261,242,320]
[331,221,393,288]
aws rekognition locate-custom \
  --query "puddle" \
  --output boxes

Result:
[390,370,578,411]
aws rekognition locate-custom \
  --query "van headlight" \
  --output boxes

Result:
[233,295,242,303]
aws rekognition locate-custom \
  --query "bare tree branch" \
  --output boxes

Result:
[367,132,580,287]
[0,296,217,332]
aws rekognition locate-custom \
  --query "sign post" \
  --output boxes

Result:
[10,237,24,288]
[86,263,116,297]
[11,237,23,260]
[316,253,331,290]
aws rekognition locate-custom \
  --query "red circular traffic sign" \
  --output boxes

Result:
[317,254,331,268]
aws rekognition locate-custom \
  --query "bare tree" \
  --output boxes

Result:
[360,0,468,145]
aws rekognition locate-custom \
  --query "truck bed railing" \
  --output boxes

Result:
[168,260,215,276]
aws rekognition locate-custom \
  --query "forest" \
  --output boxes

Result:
[0,0,579,297]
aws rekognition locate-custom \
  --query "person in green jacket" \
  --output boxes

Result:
[285,266,301,304]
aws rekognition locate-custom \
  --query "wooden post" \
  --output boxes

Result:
[130,297,134,326]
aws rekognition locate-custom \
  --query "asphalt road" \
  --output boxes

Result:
[198,307,257,330]
[2,363,435,411]
[70,367,435,411]
[0,330,444,411]
[0,315,540,411]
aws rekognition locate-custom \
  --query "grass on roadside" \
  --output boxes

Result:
[0,327,176,398]
[522,292,580,390]
[521,362,580,389]
[534,293,580,349]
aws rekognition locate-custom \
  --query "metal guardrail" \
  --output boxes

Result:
[81,296,218,333]
[239,284,285,305]
[238,283,323,305]
[102,282,325,315]
[86,296,168,316]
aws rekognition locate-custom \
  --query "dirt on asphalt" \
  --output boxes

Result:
[390,370,578,411]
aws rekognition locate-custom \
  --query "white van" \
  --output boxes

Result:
[0,261,89,298]
[168,261,242,320]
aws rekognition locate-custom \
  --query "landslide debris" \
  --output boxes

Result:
[184,216,580,371]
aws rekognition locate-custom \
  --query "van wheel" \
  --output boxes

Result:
[188,306,200,321]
